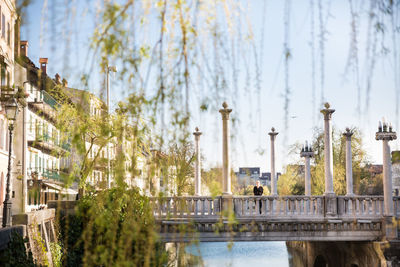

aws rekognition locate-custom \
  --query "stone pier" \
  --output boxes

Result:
[287,241,400,267]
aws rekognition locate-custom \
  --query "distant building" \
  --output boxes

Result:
[367,164,383,177]
[236,167,281,187]
[237,167,260,187]
[392,151,400,196]
[259,172,271,186]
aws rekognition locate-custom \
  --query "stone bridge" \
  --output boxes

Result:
[150,196,400,242]
[151,102,399,243]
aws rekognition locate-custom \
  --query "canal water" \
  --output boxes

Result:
[185,241,290,267]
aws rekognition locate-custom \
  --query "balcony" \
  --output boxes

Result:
[28,168,62,183]
[28,90,59,123]
[28,133,70,155]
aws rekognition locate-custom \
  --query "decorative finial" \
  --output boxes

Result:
[222,102,228,109]
[324,102,330,109]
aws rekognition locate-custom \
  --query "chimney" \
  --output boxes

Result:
[62,78,68,87]
[20,41,28,57]
[39,58,48,76]
[55,73,61,84]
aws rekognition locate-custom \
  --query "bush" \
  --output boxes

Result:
[58,187,169,266]
[0,231,38,267]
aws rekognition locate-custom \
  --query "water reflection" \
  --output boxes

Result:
[185,241,290,267]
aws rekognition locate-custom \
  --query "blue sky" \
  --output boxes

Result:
[21,0,400,173]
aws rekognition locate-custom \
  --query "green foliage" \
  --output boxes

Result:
[30,223,48,266]
[278,165,304,196]
[278,127,377,195]
[50,242,62,267]
[58,187,169,267]
[0,231,37,267]
[237,184,270,196]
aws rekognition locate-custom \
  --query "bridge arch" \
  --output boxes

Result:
[313,255,327,267]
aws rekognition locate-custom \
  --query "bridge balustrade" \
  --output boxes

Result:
[337,196,384,218]
[233,196,325,218]
[151,195,400,219]
[150,196,220,218]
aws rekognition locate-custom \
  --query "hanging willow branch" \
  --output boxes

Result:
[283,0,292,146]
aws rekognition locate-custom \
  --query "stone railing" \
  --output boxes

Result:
[152,195,400,219]
[233,196,325,218]
[150,196,220,218]
[337,196,384,218]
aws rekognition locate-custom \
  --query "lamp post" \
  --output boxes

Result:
[106,66,117,188]
[2,97,19,228]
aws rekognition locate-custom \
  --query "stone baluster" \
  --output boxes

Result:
[343,128,354,196]
[193,127,202,196]
[376,119,397,239]
[300,141,314,196]
[269,127,279,196]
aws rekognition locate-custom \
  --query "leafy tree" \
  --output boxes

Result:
[278,164,305,196]
[278,127,378,195]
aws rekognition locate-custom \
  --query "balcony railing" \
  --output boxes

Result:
[42,90,59,109]
[28,167,62,182]
[29,132,71,153]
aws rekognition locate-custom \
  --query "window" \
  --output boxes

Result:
[7,22,10,45]
[2,14,5,38]
[1,63,6,86]
[29,115,33,132]
[5,123,8,151]
[0,119,3,149]
[0,173,4,203]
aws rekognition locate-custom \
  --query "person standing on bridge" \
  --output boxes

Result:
[253,180,263,214]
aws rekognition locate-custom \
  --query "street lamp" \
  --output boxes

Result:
[2,97,19,227]
[106,66,117,188]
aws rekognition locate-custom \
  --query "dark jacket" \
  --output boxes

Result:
[253,185,263,196]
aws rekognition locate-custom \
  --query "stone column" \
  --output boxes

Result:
[320,102,335,196]
[343,128,354,196]
[376,121,396,216]
[219,102,232,195]
[376,120,397,239]
[300,142,314,196]
[193,127,202,196]
[268,127,278,196]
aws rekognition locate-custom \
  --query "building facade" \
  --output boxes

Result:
[0,0,16,217]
